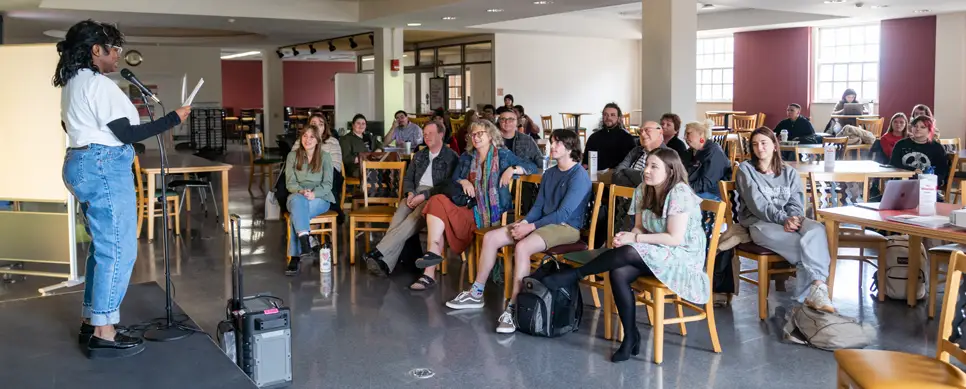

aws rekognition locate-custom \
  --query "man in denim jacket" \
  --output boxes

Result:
[364,122,458,276]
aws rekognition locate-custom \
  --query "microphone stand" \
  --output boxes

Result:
[138,91,193,342]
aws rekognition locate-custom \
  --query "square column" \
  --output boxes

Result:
[261,48,284,141]
[641,0,696,122]
[373,28,405,134]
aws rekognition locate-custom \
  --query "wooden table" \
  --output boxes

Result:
[139,153,233,240]
[818,204,965,306]
[559,112,592,130]
[706,110,746,130]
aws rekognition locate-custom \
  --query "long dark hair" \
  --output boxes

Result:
[52,20,124,87]
[839,88,859,104]
[640,148,688,216]
[749,127,783,177]
[598,102,624,130]
[309,113,332,142]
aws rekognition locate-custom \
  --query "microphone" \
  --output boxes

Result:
[120,68,161,104]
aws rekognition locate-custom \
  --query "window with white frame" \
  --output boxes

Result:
[696,36,734,102]
[815,25,880,102]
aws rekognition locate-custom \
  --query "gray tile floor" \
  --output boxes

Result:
[0,150,950,388]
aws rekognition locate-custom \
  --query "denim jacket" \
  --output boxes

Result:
[452,147,538,213]
[403,146,459,198]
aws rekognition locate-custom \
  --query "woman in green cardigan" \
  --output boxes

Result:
[285,124,335,274]
[340,113,382,178]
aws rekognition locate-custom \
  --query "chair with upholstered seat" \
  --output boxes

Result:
[835,250,966,389]
[348,161,406,265]
[246,133,283,194]
[720,181,796,320]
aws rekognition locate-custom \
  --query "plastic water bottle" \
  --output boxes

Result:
[319,243,332,273]
[780,130,789,143]
[320,271,332,298]
[824,144,836,170]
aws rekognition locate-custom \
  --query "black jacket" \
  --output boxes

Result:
[687,142,730,197]
[774,116,816,141]
[402,146,459,198]
[667,136,692,166]
[582,125,636,169]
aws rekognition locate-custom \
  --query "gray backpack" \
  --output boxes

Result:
[782,305,871,351]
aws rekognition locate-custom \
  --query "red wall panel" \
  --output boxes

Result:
[879,16,936,120]
[733,27,812,129]
[221,60,263,115]
[220,60,356,115]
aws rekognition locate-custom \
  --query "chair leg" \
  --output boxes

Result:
[928,253,941,319]
[503,247,513,301]
[208,182,220,220]
[349,218,357,265]
[136,199,144,238]
[652,288,666,365]
[706,300,722,353]
[331,222,339,266]
[837,368,851,388]
[247,163,255,192]
[878,242,888,302]
[285,215,292,265]
[589,275,601,308]
[363,222,371,252]
[173,199,180,236]
[675,298,687,336]
[758,260,769,321]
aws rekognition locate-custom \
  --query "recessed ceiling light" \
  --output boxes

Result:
[870,4,888,8]
[442,16,457,20]
[533,1,553,4]
[823,0,846,3]
[487,9,504,13]
[914,9,930,13]
[222,50,261,60]
[407,23,422,26]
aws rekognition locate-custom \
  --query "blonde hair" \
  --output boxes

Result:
[684,119,715,140]
[464,120,504,152]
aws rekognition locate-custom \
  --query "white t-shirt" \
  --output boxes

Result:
[418,150,439,188]
[62,69,140,148]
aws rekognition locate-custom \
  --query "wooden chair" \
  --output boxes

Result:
[809,172,887,301]
[946,151,963,205]
[450,119,465,137]
[620,198,726,365]
[720,181,796,320]
[824,136,849,160]
[561,113,578,129]
[797,136,848,163]
[474,175,537,298]
[284,162,347,266]
[410,117,430,127]
[731,114,758,132]
[710,130,729,151]
[622,113,631,129]
[540,115,553,138]
[133,155,180,238]
[732,131,753,163]
[348,161,406,264]
[591,184,639,341]
[756,112,767,128]
[846,117,884,159]
[835,250,966,389]
[928,180,966,319]
[246,133,283,194]
[706,112,725,127]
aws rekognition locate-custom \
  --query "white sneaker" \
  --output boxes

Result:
[446,291,484,310]
[805,283,835,313]
[496,306,516,334]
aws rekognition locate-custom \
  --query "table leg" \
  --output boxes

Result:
[825,220,839,299]
[574,115,581,131]
[603,272,614,340]
[183,173,191,212]
[221,171,230,233]
[146,172,156,241]
[724,114,731,131]
[907,235,923,307]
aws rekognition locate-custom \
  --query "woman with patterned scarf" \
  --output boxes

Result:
[410,120,538,291]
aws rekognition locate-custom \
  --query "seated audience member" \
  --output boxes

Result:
[409,120,537,290]
[737,127,834,313]
[284,125,335,274]
[773,103,816,141]
[541,149,709,362]
[447,129,591,333]
[582,103,636,170]
[870,112,909,164]
[890,115,949,186]
[660,113,690,164]
[911,103,941,138]
[684,120,729,200]
[309,113,342,172]
[612,121,668,187]
[431,108,460,153]
[363,122,459,277]
[481,104,497,124]
[340,114,381,178]
[384,110,423,147]
[496,106,544,167]
[828,88,866,131]
[513,105,541,140]
[503,94,514,109]
[454,109,477,152]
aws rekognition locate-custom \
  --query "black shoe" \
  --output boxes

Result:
[364,250,389,277]
[298,235,313,255]
[414,252,444,269]
[86,332,145,359]
[79,322,131,344]
[285,256,302,276]
[611,329,641,363]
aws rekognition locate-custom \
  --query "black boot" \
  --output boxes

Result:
[611,328,641,363]
[285,256,301,276]
[541,268,581,290]
[298,235,313,256]
[364,250,390,277]
[86,331,145,359]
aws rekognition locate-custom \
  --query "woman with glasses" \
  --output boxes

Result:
[55,20,191,359]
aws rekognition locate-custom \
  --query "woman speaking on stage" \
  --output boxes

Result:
[54,20,190,359]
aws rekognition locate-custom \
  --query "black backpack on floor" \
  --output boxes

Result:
[514,258,583,337]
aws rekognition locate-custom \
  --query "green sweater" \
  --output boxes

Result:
[285,150,336,204]
[340,132,381,178]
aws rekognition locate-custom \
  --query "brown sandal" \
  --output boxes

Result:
[409,275,437,291]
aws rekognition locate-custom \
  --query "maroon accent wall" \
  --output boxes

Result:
[733,27,812,129]
[220,60,356,114]
[879,16,936,120]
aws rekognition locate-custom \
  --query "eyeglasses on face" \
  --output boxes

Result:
[107,45,123,54]
[498,117,517,123]
[471,131,488,139]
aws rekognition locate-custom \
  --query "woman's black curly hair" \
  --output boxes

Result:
[52,20,124,87]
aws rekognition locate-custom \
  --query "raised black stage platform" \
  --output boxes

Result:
[0,282,257,389]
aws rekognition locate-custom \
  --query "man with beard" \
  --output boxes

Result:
[582,103,635,170]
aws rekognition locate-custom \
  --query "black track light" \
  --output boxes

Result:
[328,40,336,52]
[309,44,317,54]
[276,50,284,59]
[349,37,358,49]
[292,47,299,56]
[368,33,374,45]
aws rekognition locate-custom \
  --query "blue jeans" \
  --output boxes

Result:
[696,192,720,201]
[62,144,137,326]
[287,194,331,256]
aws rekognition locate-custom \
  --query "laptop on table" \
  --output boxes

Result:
[856,179,919,211]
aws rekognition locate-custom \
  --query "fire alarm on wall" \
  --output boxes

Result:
[390,59,400,71]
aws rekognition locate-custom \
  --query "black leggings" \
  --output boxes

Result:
[577,245,653,337]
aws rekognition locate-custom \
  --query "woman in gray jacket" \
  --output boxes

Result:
[736,127,834,314]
